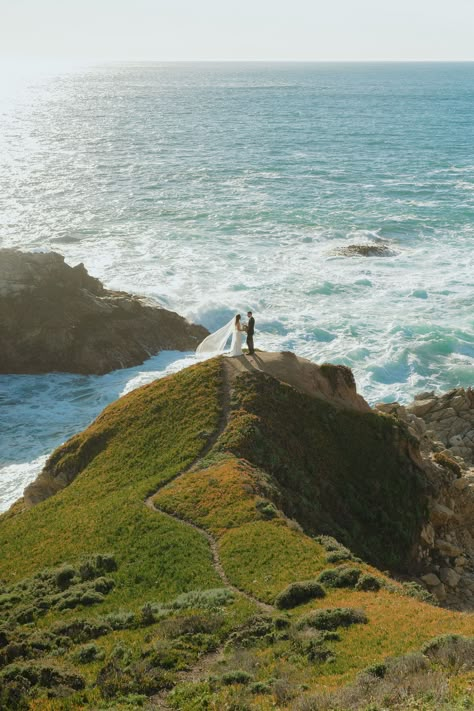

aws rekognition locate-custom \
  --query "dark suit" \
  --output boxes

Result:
[246,317,255,354]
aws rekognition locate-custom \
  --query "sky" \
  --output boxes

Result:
[1,0,473,61]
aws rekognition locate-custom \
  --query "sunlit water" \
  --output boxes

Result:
[1,61,473,510]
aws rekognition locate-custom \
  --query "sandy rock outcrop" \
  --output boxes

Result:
[0,249,208,375]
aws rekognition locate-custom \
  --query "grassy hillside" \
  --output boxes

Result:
[0,356,473,710]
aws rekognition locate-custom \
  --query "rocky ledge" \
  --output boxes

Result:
[377,388,474,610]
[0,249,208,374]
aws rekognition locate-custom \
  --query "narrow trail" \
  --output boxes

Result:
[145,361,274,708]
[144,359,274,612]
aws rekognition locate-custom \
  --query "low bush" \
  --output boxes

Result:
[422,634,474,671]
[52,619,111,643]
[249,681,271,694]
[103,611,137,630]
[227,616,274,648]
[170,587,235,610]
[401,581,437,604]
[275,580,326,609]
[0,555,118,624]
[355,573,382,592]
[294,651,449,711]
[298,607,368,631]
[161,613,224,639]
[97,659,173,698]
[317,566,361,589]
[255,500,278,519]
[0,662,85,698]
[221,669,253,685]
[73,643,105,664]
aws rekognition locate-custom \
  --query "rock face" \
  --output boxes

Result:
[376,393,474,611]
[0,249,208,375]
[407,388,474,465]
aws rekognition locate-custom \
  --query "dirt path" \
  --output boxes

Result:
[145,360,273,614]
[145,360,274,708]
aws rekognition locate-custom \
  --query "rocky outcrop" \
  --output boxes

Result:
[331,244,395,257]
[0,249,208,375]
[225,351,371,413]
[407,388,474,465]
[376,395,474,610]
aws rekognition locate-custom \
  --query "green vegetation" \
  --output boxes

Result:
[274,580,326,609]
[0,356,472,710]
[220,371,428,569]
[297,607,369,631]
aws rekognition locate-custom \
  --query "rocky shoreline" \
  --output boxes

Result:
[0,249,208,375]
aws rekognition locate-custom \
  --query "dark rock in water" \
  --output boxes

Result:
[332,244,395,257]
[0,249,208,374]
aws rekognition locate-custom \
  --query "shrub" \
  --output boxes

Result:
[0,661,85,691]
[421,634,474,671]
[97,659,172,698]
[52,619,111,643]
[221,670,253,685]
[401,581,437,604]
[275,580,326,609]
[74,643,104,664]
[355,573,382,592]
[54,565,76,590]
[170,588,235,610]
[249,681,271,694]
[140,603,157,626]
[161,613,223,639]
[273,616,291,630]
[139,602,168,626]
[103,611,137,630]
[298,607,368,631]
[317,566,361,589]
[79,554,117,581]
[255,500,278,519]
[326,550,354,563]
[227,616,274,648]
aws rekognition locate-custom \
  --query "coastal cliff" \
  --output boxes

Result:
[1,354,473,710]
[0,249,208,374]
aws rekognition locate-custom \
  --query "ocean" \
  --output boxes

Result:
[1,61,473,510]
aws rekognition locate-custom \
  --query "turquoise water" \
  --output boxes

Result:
[0,62,473,507]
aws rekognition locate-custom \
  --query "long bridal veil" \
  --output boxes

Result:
[196,317,235,355]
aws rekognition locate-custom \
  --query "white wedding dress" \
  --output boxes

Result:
[196,317,243,357]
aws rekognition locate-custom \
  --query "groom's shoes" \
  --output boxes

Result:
[248,351,255,356]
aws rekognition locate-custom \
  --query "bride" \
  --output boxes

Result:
[196,314,245,357]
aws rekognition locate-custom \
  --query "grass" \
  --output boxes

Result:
[0,359,224,602]
[0,357,473,709]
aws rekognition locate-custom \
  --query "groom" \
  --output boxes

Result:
[246,311,255,355]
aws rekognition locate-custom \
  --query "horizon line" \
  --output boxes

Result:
[1,56,474,64]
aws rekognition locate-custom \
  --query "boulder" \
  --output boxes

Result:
[432,583,447,601]
[429,503,455,526]
[435,539,462,558]
[0,249,208,375]
[421,573,441,587]
[439,567,461,588]
[407,399,437,418]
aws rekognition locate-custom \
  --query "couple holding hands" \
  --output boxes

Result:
[196,311,255,358]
